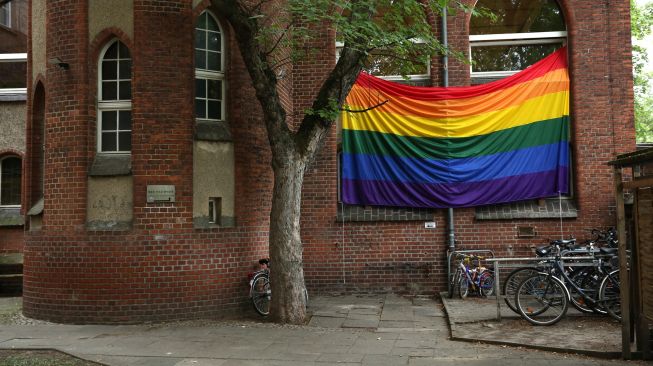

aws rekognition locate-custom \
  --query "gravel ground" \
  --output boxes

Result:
[0,297,53,326]
[0,349,103,366]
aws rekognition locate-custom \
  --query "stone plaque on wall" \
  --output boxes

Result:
[147,185,175,203]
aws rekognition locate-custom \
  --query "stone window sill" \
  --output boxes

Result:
[193,216,236,229]
[336,204,434,222]
[475,198,578,220]
[0,207,23,226]
[195,120,232,142]
[88,154,132,177]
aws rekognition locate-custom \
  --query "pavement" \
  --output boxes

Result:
[441,293,622,358]
[0,294,642,366]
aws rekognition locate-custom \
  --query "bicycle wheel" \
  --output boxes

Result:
[448,267,462,299]
[479,270,495,297]
[599,269,621,321]
[458,271,470,299]
[568,267,596,314]
[250,273,271,316]
[516,273,569,326]
[576,267,608,315]
[503,267,541,314]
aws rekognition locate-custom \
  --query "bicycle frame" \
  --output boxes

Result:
[459,261,477,291]
[458,257,493,296]
[546,256,612,309]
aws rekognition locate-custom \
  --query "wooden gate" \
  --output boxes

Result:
[610,148,653,360]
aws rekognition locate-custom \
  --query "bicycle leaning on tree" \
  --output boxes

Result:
[248,258,309,316]
[249,258,271,316]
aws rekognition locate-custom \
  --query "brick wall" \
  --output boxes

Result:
[22,0,636,323]
[0,228,23,254]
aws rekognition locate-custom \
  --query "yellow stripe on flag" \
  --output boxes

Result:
[342,90,570,138]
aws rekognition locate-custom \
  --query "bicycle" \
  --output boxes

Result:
[503,233,618,316]
[249,258,271,316]
[451,253,494,299]
[248,258,310,316]
[590,227,618,248]
[514,244,621,325]
[502,238,578,314]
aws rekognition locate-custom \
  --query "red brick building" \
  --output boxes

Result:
[22,0,635,323]
[0,0,27,295]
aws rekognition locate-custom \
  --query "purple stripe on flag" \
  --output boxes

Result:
[341,168,569,208]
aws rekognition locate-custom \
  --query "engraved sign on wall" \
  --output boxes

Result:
[147,185,175,203]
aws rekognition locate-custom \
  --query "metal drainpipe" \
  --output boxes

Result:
[442,6,455,253]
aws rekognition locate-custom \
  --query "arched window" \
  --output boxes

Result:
[98,39,132,153]
[0,156,21,206]
[195,11,225,121]
[470,0,567,83]
[32,82,45,203]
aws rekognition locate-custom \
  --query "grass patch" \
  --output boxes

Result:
[0,350,102,366]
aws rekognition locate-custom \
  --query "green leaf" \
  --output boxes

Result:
[632,0,653,142]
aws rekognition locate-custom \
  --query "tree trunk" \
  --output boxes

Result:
[269,156,308,324]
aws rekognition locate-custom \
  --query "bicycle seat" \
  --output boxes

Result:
[535,245,553,257]
[550,239,576,246]
[599,247,618,256]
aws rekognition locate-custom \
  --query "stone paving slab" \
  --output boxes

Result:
[341,318,379,329]
[441,292,623,358]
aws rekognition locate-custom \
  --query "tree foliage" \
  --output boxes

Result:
[632,0,653,142]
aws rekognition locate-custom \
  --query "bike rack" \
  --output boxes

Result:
[488,255,600,321]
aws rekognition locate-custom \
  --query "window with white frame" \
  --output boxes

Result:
[0,53,26,93]
[0,0,26,97]
[0,156,21,207]
[471,0,575,208]
[208,197,221,224]
[195,11,225,121]
[0,2,10,28]
[470,0,567,83]
[98,40,132,153]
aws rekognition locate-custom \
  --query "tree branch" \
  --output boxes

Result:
[244,0,272,14]
[210,0,293,158]
[294,3,374,158]
[340,99,389,113]
[270,57,293,71]
[264,23,292,57]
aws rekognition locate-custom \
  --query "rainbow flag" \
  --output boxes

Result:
[341,47,570,208]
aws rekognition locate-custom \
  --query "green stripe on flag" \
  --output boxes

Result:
[342,116,569,160]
